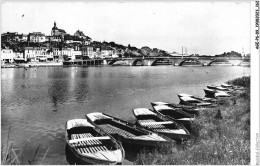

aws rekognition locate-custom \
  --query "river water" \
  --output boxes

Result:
[1,66,250,164]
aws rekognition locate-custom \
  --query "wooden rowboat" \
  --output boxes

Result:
[151,101,201,116]
[133,108,190,141]
[203,88,231,98]
[65,119,125,165]
[151,104,195,131]
[86,112,174,148]
[177,93,217,102]
[207,85,231,91]
[221,83,234,88]
[178,96,214,107]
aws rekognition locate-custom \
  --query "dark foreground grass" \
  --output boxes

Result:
[135,76,250,165]
[1,126,49,165]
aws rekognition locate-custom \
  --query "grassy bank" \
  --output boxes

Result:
[135,76,250,165]
[1,126,49,165]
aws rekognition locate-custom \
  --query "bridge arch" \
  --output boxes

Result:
[150,58,173,66]
[179,59,202,66]
[108,59,120,65]
[208,59,232,66]
[132,59,144,66]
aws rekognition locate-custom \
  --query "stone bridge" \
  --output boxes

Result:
[104,56,246,66]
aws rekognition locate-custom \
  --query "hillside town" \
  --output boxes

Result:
[1,22,250,65]
[1,22,173,64]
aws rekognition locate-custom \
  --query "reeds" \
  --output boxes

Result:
[135,76,250,165]
[1,126,50,165]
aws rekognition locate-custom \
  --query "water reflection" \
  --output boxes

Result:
[47,68,70,109]
[73,69,90,103]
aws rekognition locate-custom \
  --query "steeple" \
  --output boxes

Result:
[54,21,56,28]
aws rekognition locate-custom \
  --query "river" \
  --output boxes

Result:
[1,66,250,164]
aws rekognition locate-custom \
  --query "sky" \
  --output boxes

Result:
[1,1,251,55]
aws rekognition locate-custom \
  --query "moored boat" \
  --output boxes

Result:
[151,101,201,116]
[207,85,231,92]
[151,104,196,131]
[207,85,244,94]
[221,83,234,88]
[132,108,190,141]
[65,119,125,165]
[177,93,216,102]
[203,88,231,98]
[86,112,174,147]
[220,83,245,91]
[178,96,214,107]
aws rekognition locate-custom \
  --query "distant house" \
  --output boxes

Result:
[28,32,46,43]
[101,46,113,58]
[46,35,63,42]
[82,45,93,59]
[73,45,82,60]
[19,34,28,42]
[74,30,92,45]
[24,47,48,62]
[51,21,67,37]
[1,32,18,42]
[61,47,75,61]
[74,30,86,40]
[13,51,25,62]
[51,47,62,61]
[1,48,15,63]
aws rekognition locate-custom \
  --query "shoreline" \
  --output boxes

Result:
[1,62,63,68]
[134,76,250,165]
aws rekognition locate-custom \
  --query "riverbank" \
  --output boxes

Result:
[1,62,63,68]
[134,76,250,165]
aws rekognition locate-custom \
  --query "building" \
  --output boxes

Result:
[1,32,18,42]
[74,45,82,60]
[51,21,66,36]
[74,30,92,45]
[19,34,28,42]
[28,32,46,43]
[46,50,54,61]
[101,46,114,58]
[74,30,87,40]
[51,47,62,61]
[13,51,25,63]
[1,48,15,63]
[24,47,48,62]
[82,45,93,59]
[61,47,75,61]
[46,35,63,42]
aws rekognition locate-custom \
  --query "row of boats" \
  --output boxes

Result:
[65,83,244,164]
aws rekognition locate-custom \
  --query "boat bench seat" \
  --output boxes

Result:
[70,133,112,153]
[139,119,167,129]
[98,124,136,137]
[70,133,110,144]
[76,145,109,154]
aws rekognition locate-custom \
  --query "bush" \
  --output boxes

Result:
[227,76,250,88]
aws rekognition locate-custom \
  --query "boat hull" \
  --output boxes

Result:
[65,119,124,165]
[86,113,174,148]
[66,143,122,165]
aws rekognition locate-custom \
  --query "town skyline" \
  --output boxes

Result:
[1,1,250,55]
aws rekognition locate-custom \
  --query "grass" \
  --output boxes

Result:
[1,126,50,165]
[134,76,250,165]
